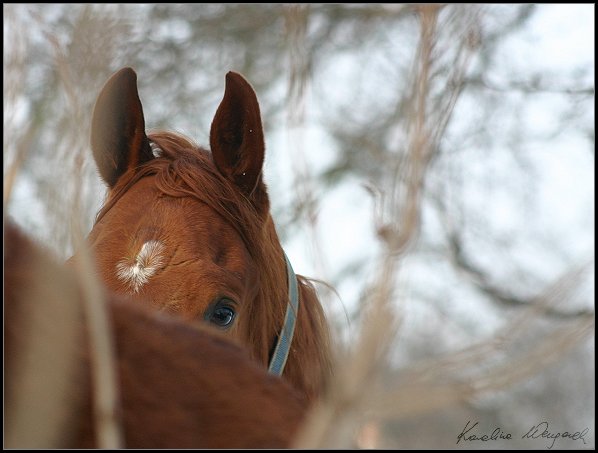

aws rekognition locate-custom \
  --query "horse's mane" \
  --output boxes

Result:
[95,130,332,399]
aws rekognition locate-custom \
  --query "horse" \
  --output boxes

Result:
[5,221,308,448]
[79,67,332,400]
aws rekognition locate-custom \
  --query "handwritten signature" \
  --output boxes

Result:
[456,420,589,449]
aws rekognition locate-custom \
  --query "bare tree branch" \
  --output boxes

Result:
[448,231,594,320]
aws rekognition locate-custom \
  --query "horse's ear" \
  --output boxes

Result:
[91,67,153,187]
[210,71,266,203]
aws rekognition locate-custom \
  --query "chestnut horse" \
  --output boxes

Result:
[5,221,307,448]
[82,68,331,400]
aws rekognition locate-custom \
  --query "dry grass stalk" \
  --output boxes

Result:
[5,8,125,447]
[69,216,124,449]
[283,5,349,334]
[3,7,33,208]
[294,6,443,448]
[58,35,125,449]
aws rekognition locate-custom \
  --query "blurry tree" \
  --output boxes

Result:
[4,3,594,448]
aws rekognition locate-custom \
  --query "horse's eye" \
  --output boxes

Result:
[207,302,236,328]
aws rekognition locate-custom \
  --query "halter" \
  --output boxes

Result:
[268,252,299,376]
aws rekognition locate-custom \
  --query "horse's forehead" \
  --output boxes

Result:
[93,183,254,294]
[107,202,242,256]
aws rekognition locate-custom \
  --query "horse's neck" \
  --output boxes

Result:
[284,275,333,402]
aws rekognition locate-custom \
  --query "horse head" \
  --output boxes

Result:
[83,67,332,400]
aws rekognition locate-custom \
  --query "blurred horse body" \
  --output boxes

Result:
[5,222,307,448]
[81,68,331,400]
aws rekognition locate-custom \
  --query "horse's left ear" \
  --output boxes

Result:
[91,67,153,187]
[210,72,266,205]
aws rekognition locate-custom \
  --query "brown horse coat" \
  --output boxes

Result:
[5,222,307,448]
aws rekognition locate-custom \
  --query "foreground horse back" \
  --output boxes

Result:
[5,222,307,448]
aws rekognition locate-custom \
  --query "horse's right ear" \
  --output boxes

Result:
[91,67,153,187]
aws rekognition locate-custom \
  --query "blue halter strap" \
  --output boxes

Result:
[268,252,299,376]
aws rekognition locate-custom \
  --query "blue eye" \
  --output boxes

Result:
[207,301,236,328]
